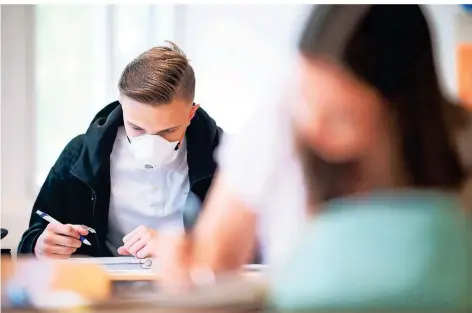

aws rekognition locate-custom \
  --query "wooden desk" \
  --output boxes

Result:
[2,257,267,312]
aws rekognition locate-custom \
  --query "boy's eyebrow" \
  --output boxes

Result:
[153,125,182,135]
[127,121,144,129]
[126,121,182,134]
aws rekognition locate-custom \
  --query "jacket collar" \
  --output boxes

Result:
[71,101,219,189]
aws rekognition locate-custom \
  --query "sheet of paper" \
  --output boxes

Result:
[67,257,153,271]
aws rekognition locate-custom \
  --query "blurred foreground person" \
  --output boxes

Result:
[271,5,472,310]
[159,5,472,307]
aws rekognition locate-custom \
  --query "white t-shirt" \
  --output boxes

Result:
[106,127,191,255]
[217,88,309,268]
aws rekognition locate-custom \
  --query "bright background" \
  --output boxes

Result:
[1,4,467,250]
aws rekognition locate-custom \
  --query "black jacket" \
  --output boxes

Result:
[18,101,223,257]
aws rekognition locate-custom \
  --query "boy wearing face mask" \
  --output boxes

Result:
[18,41,223,259]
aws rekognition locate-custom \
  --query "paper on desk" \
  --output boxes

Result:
[67,256,153,271]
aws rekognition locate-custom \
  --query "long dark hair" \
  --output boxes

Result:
[297,5,468,204]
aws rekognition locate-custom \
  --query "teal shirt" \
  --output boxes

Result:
[269,190,472,311]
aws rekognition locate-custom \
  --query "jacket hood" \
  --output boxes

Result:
[71,101,220,188]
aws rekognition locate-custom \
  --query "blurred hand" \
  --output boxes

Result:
[156,233,194,293]
[117,225,159,258]
[35,223,89,259]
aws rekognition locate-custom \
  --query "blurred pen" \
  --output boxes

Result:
[36,210,93,246]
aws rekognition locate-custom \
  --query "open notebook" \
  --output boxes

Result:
[67,257,153,271]
[67,257,265,273]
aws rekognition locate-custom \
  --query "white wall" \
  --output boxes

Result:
[172,4,464,128]
[0,4,466,252]
[176,4,310,132]
[1,5,36,250]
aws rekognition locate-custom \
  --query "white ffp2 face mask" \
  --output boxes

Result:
[129,134,180,170]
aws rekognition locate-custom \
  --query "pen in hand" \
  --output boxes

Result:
[36,210,94,246]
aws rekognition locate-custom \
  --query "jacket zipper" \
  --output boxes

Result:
[70,171,101,256]
[191,174,213,189]
[89,191,100,254]
[185,174,214,230]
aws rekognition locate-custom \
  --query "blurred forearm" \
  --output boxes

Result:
[190,173,258,272]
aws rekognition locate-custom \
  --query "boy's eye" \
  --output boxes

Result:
[131,125,143,131]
